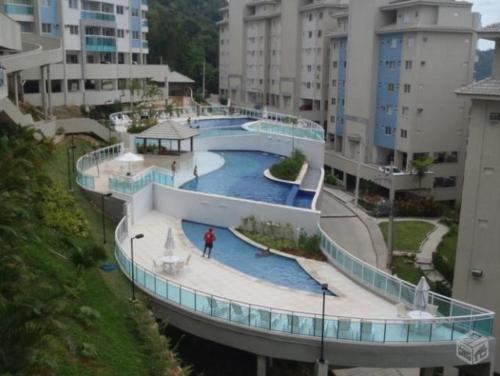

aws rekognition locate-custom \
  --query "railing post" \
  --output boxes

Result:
[383,321,387,343]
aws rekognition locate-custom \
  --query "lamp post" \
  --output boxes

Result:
[71,135,76,173]
[67,147,72,191]
[130,233,144,301]
[101,192,113,244]
[320,283,328,363]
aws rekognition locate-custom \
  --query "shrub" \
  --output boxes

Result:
[270,150,306,181]
[324,173,337,186]
[432,252,454,283]
[395,197,443,217]
[70,245,106,269]
[55,126,65,136]
[39,185,89,237]
[219,96,228,105]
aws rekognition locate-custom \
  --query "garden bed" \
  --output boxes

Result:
[269,150,306,181]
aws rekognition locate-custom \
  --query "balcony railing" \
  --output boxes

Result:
[114,215,494,344]
[85,36,117,52]
[4,3,34,14]
[82,10,115,22]
[142,40,149,49]
[142,19,148,27]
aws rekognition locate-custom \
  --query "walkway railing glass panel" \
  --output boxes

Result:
[114,216,494,343]
[109,166,173,195]
[76,143,124,191]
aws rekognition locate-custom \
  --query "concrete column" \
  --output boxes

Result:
[314,360,329,376]
[256,355,266,376]
[13,72,19,108]
[420,368,434,376]
[47,65,52,117]
[40,65,47,119]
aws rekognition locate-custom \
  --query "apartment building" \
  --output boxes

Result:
[0,0,191,110]
[324,0,477,202]
[218,0,348,125]
[453,24,500,375]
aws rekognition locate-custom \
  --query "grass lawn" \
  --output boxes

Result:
[43,137,182,375]
[392,256,425,284]
[379,220,435,252]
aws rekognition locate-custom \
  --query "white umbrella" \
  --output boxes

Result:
[413,276,430,311]
[115,152,144,175]
[164,227,175,256]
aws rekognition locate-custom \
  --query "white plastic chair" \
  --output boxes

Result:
[152,260,163,273]
[174,260,185,274]
[396,303,407,318]
[426,304,438,316]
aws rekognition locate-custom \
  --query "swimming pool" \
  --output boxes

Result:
[192,117,254,138]
[180,150,314,208]
[182,221,333,295]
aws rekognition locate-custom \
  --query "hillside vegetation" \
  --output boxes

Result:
[148,0,223,95]
[0,124,185,375]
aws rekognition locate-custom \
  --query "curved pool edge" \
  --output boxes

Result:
[230,228,337,296]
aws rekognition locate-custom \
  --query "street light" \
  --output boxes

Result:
[320,283,328,363]
[101,192,113,244]
[66,147,72,191]
[130,233,144,301]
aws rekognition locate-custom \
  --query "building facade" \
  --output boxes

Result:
[453,24,500,375]
[1,0,190,109]
[324,0,478,202]
[220,0,480,202]
[217,0,348,126]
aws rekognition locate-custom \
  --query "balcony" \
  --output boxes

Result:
[142,19,148,27]
[4,3,33,15]
[85,36,116,52]
[82,10,115,22]
[141,0,148,5]
[142,40,149,49]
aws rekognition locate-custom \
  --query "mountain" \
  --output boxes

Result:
[474,49,494,81]
[147,0,223,96]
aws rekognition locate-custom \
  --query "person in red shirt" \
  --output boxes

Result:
[202,228,216,258]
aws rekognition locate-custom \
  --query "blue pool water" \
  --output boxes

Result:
[180,150,313,208]
[182,221,333,295]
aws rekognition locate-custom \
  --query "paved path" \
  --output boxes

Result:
[301,168,321,190]
[319,187,389,271]
[124,211,399,320]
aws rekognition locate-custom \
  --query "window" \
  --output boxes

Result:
[386,105,393,115]
[118,79,127,90]
[68,25,78,35]
[400,129,408,138]
[318,30,322,38]
[421,60,426,67]
[434,177,457,188]
[66,51,78,64]
[41,0,49,6]
[333,61,338,69]
[118,53,125,64]
[332,80,337,87]
[308,31,313,38]
[331,98,336,105]
[435,151,459,163]
[131,8,139,16]
[316,83,321,89]
[331,116,335,123]
[116,5,124,14]
[405,60,413,70]
[387,83,395,92]
[407,38,414,48]
[403,84,411,93]
[489,113,500,121]
[423,36,428,42]
[41,23,52,33]
[132,31,140,39]
[390,38,398,48]
[309,13,313,21]
[117,29,124,38]
[69,0,78,9]
[307,82,311,89]
[402,106,409,116]
[67,79,79,92]
[384,127,392,136]
[387,61,396,70]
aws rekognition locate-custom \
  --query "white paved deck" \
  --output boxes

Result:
[87,151,224,192]
[122,211,400,320]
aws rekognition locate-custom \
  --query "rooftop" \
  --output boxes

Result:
[137,120,200,140]
[455,78,500,99]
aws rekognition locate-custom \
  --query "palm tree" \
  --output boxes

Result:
[411,155,435,187]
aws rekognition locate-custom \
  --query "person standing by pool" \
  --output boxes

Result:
[193,165,198,180]
[202,228,216,258]
[171,160,177,177]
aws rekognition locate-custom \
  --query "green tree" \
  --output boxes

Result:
[411,156,435,187]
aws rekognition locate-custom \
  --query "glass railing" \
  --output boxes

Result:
[0,69,5,89]
[114,216,494,343]
[142,40,148,49]
[4,3,33,14]
[109,166,173,195]
[82,10,115,21]
[142,19,148,27]
[76,143,124,191]
[85,36,117,52]
[246,121,324,141]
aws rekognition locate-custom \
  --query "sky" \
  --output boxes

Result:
[471,0,499,49]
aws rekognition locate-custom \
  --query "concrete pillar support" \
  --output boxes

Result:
[256,355,266,376]
[47,65,52,117]
[314,360,329,376]
[40,65,48,119]
[13,72,19,108]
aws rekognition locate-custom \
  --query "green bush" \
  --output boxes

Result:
[432,252,454,283]
[324,173,337,186]
[39,185,89,237]
[395,197,443,217]
[270,150,306,181]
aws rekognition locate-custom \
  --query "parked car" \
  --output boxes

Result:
[378,165,402,175]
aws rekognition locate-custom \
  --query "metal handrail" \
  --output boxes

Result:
[114,216,494,342]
